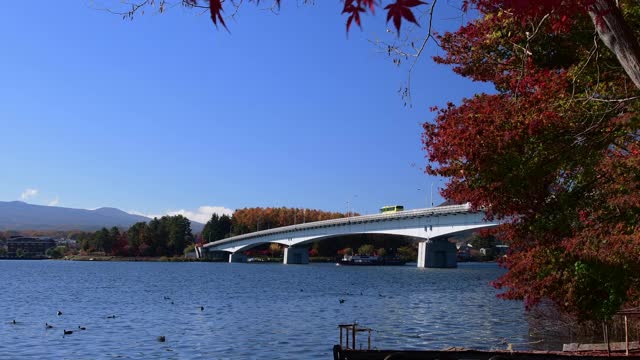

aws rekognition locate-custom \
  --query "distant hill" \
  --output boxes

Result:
[0,201,204,233]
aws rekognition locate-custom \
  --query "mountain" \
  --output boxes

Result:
[0,201,204,233]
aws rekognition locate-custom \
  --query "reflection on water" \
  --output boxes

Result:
[0,261,529,359]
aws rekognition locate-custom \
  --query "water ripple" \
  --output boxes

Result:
[0,261,528,359]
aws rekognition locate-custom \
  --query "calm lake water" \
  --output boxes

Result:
[0,261,530,359]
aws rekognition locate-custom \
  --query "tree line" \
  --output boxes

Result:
[198,207,353,244]
[77,215,193,257]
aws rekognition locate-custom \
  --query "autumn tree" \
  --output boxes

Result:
[424,1,640,320]
[112,231,130,256]
[231,207,349,236]
[269,243,282,257]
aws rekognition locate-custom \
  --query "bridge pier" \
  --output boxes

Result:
[204,250,229,261]
[283,246,309,265]
[229,252,247,263]
[417,238,457,268]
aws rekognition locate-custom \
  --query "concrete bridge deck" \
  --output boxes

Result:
[199,204,499,268]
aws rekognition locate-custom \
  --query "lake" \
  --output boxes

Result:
[0,261,530,359]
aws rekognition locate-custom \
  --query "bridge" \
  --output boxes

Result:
[197,204,499,268]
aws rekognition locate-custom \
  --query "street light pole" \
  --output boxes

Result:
[430,182,434,207]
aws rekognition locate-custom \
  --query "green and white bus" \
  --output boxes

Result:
[380,205,404,213]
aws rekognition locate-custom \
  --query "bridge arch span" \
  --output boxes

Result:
[200,205,501,268]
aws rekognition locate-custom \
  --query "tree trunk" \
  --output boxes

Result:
[588,0,640,90]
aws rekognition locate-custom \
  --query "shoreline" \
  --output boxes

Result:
[50,255,339,263]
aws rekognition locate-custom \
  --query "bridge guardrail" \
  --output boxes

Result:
[203,204,473,249]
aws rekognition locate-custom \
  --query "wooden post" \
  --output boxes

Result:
[352,324,356,351]
[346,327,349,349]
[625,315,629,356]
[603,322,611,356]
[339,327,343,347]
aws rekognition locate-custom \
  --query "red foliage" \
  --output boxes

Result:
[384,0,425,34]
[182,1,428,34]
[342,0,367,32]
[425,0,640,320]
[111,233,130,256]
[231,207,351,236]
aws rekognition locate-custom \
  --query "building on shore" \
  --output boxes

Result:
[7,236,56,258]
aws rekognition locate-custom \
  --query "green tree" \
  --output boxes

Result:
[107,227,120,254]
[127,222,150,255]
[202,213,219,243]
[397,245,417,261]
[183,243,196,257]
[218,214,232,239]
[148,217,168,255]
[357,244,375,255]
[93,227,110,253]
[203,213,233,243]
[166,215,192,256]
[46,246,66,259]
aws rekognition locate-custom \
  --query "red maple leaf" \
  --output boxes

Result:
[342,0,367,32]
[209,0,228,30]
[384,0,426,34]
[361,0,377,13]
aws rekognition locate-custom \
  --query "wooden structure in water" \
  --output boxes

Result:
[333,323,640,360]
[332,346,639,359]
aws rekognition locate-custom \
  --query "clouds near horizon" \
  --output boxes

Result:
[48,196,60,206]
[20,188,38,200]
[133,205,233,224]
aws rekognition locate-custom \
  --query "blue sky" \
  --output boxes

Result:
[0,1,486,223]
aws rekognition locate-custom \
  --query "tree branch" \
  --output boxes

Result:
[588,0,640,90]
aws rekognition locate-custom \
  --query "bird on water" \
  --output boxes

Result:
[63,329,73,335]
[157,336,166,342]
[57,311,63,316]
[78,326,86,330]
[45,323,53,329]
